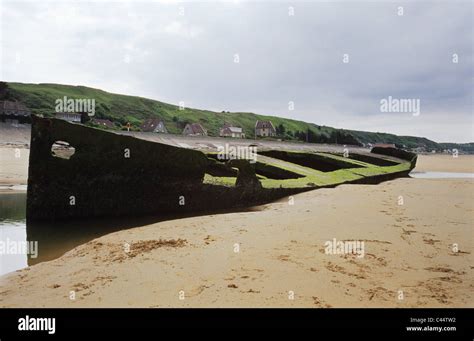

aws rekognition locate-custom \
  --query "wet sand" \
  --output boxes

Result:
[414,154,474,173]
[0,147,29,188]
[0,153,472,307]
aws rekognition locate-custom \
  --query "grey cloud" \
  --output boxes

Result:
[1,0,472,142]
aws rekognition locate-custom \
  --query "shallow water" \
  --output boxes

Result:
[0,185,27,191]
[409,171,474,179]
[0,192,27,276]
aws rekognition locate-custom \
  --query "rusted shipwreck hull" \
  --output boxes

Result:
[26,115,417,221]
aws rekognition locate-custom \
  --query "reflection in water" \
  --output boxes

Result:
[0,192,27,275]
[0,192,26,220]
[0,191,260,276]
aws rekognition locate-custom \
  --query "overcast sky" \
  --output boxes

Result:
[1,0,472,142]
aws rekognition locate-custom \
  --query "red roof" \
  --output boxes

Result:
[185,123,206,135]
[255,120,275,131]
[92,118,115,128]
[141,118,166,132]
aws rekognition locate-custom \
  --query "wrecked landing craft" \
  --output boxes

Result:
[26,115,417,221]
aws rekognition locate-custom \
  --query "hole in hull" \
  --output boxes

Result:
[51,141,75,160]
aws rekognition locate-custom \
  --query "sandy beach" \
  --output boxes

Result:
[413,154,474,173]
[0,147,29,188]
[0,151,472,307]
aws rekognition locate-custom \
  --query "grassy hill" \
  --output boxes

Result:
[2,82,451,150]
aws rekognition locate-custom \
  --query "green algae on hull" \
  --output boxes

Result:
[205,149,416,189]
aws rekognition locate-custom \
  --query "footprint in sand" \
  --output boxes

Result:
[278,254,291,262]
[186,284,211,297]
[422,237,441,246]
[436,276,463,284]
[47,284,61,289]
[72,282,90,291]
[362,253,387,267]
[276,254,303,266]
[360,239,392,245]
[242,289,260,294]
[226,267,265,284]
[366,286,392,302]
[312,296,332,308]
[379,210,390,214]
[326,261,367,280]
[204,235,217,245]
[92,276,116,285]
[424,267,454,273]
[449,250,471,256]
[402,228,417,236]
[71,282,95,299]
